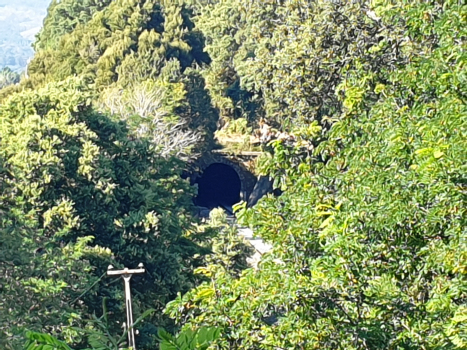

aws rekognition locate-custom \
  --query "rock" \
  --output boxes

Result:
[248,176,273,207]
[195,206,211,218]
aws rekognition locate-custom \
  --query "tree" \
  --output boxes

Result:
[26,0,219,153]
[165,1,467,349]
[0,67,20,89]
[0,78,200,349]
[194,0,404,131]
[35,0,114,51]
[99,62,205,161]
[28,0,209,88]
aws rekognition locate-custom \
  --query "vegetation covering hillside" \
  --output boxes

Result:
[0,0,465,349]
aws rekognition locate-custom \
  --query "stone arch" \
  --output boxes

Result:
[192,152,257,206]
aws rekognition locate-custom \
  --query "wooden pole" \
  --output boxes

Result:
[107,264,145,350]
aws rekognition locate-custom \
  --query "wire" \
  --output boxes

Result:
[69,271,107,306]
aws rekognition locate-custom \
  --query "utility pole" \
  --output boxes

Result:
[107,263,145,350]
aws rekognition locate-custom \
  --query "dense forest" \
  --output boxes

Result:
[0,0,465,349]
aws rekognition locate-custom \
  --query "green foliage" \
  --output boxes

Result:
[215,118,252,146]
[186,208,254,284]
[99,62,205,160]
[176,69,219,152]
[203,213,254,277]
[35,0,113,51]
[29,0,209,88]
[21,305,155,350]
[195,0,404,130]
[0,78,199,349]
[207,208,227,226]
[25,331,73,350]
[75,305,155,350]
[192,0,261,123]
[0,67,20,89]
[1,138,103,348]
[26,0,219,152]
[2,0,466,349]
[166,1,467,349]
[157,326,220,350]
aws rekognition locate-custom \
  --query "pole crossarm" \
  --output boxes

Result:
[107,263,145,350]
[107,266,145,276]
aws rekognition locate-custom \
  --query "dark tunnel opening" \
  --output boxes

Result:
[194,163,241,209]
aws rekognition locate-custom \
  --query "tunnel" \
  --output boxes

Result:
[194,163,241,209]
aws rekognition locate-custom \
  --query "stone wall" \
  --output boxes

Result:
[192,152,257,202]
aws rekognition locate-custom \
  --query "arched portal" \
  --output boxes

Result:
[194,163,241,209]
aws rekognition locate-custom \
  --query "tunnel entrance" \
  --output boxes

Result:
[194,163,241,209]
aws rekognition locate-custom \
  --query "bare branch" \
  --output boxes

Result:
[100,82,202,161]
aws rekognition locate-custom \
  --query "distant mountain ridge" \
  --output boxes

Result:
[0,0,50,72]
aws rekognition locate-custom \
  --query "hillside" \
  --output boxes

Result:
[1,1,466,350]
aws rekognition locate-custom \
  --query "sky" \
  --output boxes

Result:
[0,0,50,8]
[0,0,50,39]
[0,0,50,70]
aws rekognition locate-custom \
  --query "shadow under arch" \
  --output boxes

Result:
[191,152,258,210]
[194,163,241,209]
